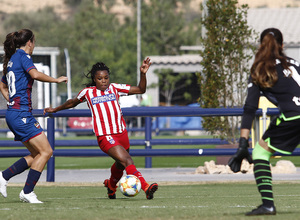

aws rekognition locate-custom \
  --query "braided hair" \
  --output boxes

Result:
[2,29,34,75]
[85,62,110,87]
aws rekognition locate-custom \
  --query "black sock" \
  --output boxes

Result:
[253,159,274,207]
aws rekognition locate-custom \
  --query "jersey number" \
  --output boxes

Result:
[7,71,16,98]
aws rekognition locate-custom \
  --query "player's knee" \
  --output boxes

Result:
[124,157,134,167]
[42,148,53,160]
[252,142,273,161]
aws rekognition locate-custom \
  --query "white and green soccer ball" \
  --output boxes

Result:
[119,175,141,197]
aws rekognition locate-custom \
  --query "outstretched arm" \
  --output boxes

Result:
[128,57,152,95]
[44,97,81,114]
[29,69,68,84]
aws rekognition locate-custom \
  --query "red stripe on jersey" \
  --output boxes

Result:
[12,97,21,109]
[27,79,33,110]
[101,90,113,134]
[110,86,119,133]
[94,88,106,135]
[112,98,122,133]
[112,86,126,133]
[84,88,101,136]
[26,66,36,72]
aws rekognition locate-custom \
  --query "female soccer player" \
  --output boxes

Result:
[228,28,300,216]
[44,58,158,200]
[0,29,68,203]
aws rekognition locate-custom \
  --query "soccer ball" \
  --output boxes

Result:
[119,175,141,197]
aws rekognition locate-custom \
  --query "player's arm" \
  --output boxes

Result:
[44,97,81,114]
[228,105,256,173]
[228,78,260,172]
[128,57,151,95]
[28,68,68,84]
[0,81,9,102]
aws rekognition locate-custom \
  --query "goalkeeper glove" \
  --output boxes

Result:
[228,137,253,173]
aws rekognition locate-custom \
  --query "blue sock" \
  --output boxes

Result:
[2,158,29,181]
[23,169,41,194]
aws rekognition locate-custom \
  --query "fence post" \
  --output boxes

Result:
[46,117,55,182]
[145,117,152,168]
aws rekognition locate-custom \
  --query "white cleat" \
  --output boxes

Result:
[0,171,8,198]
[19,190,43,203]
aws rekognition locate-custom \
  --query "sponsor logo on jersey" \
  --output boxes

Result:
[34,122,41,129]
[22,118,27,124]
[91,94,116,105]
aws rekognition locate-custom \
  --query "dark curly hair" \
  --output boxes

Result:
[85,62,110,87]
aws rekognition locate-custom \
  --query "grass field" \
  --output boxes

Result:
[1,135,300,219]
[1,182,300,220]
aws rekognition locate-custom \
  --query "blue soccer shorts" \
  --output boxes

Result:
[5,110,43,142]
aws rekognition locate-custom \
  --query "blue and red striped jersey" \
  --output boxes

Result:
[1,49,36,112]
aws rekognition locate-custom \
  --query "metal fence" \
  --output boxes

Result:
[1,107,298,182]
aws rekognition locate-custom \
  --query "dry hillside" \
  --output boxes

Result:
[1,0,299,17]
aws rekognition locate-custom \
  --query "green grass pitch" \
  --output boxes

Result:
[1,182,300,220]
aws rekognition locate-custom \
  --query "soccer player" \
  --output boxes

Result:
[44,58,158,199]
[228,28,300,216]
[0,29,68,203]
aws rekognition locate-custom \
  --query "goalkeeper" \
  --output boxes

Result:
[228,28,300,216]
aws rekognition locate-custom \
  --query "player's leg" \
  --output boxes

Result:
[103,161,124,199]
[0,156,31,198]
[246,140,276,216]
[109,162,124,188]
[19,132,53,203]
[99,134,126,199]
[107,145,158,199]
[1,111,41,198]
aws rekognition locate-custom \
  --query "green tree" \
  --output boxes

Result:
[0,7,73,93]
[57,1,137,88]
[154,69,193,106]
[0,0,201,98]
[141,0,200,57]
[199,0,256,143]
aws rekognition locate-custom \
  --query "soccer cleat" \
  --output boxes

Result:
[145,183,158,200]
[0,171,8,198]
[103,179,117,199]
[19,190,43,204]
[245,204,276,216]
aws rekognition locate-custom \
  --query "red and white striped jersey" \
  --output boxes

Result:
[76,83,130,136]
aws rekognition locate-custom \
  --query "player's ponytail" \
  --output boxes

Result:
[251,28,289,88]
[2,29,34,75]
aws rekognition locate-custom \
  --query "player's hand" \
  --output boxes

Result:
[44,107,55,115]
[56,76,68,84]
[228,137,253,173]
[140,57,152,74]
